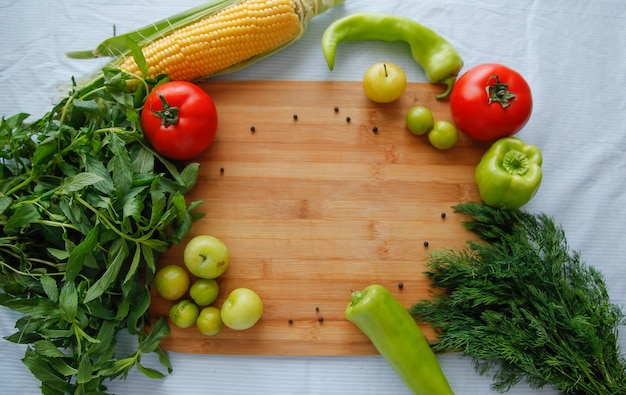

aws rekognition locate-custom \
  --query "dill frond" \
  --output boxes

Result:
[410,202,626,394]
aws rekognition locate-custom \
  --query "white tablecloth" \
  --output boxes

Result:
[1,1,624,394]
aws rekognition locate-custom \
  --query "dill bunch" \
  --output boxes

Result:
[410,202,626,394]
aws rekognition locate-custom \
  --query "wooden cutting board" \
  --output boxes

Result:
[148,80,487,356]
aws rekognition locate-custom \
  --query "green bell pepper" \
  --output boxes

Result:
[475,137,542,209]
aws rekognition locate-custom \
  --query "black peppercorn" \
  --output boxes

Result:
[423,241,429,247]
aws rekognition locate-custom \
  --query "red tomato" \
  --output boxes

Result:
[449,64,532,142]
[141,81,218,160]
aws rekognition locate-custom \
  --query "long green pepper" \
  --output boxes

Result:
[345,284,455,395]
[322,12,464,99]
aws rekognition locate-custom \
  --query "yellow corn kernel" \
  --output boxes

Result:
[116,0,301,81]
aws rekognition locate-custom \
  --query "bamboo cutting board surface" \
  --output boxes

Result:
[148,80,487,356]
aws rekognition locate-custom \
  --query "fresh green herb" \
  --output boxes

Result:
[0,68,204,394]
[410,202,626,395]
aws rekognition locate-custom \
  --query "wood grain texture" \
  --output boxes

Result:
[148,81,487,356]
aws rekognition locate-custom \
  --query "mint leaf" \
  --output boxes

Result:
[140,317,170,354]
[39,275,59,303]
[59,281,78,323]
[108,133,133,197]
[22,348,74,393]
[33,340,66,358]
[136,361,167,379]
[59,172,104,194]
[66,224,100,282]
[123,242,143,285]
[83,238,128,303]
[0,195,12,214]
[180,162,200,192]
[5,202,41,232]
[76,354,94,384]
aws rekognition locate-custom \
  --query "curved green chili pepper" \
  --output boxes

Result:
[322,12,464,99]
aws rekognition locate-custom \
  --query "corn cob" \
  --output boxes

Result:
[67,0,344,81]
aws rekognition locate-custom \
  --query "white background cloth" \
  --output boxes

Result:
[1,0,625,394]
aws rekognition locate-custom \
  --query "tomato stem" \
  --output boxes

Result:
[485,74,516,108]
[151,91,180,126]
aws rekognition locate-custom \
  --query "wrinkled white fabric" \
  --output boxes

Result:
[1,0,624,394]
